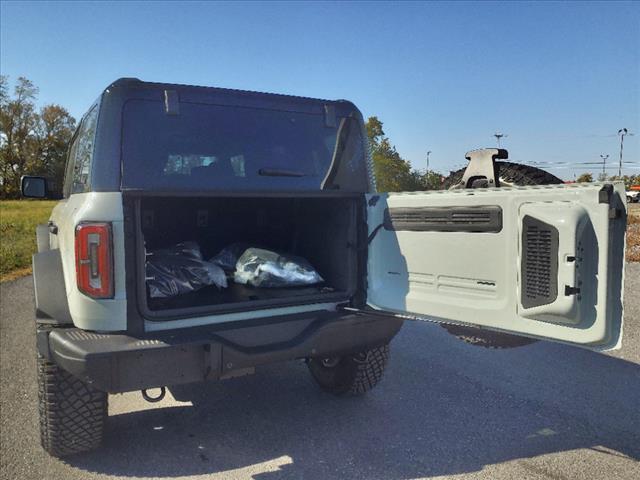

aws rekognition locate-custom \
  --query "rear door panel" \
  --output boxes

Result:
[367,183,626,350]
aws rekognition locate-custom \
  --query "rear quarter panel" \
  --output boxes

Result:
[52,192,127,331]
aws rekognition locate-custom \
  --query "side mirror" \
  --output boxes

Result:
[21,176,48,198]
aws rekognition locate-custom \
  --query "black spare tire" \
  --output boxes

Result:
[443,160,563,189]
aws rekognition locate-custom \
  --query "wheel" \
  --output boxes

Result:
[442,160,563,189]
[307,344,390,396]
[441,161,563,349]
[38,354,107,456]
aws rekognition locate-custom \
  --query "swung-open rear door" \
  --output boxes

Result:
[367,183,626,350]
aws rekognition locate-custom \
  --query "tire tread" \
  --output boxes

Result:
[38,355,107,457]
[443,161,563,189]
[308,344,390,396]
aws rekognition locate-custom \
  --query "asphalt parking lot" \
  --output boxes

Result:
[1,265,639,480]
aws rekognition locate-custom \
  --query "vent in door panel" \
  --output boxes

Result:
[521,215,558,308]
[384,206,502,232]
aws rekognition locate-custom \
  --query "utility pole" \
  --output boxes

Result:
[426,150,432,189]
[494,132,507,148]
[617,128,633,178]
[600,154,609,178]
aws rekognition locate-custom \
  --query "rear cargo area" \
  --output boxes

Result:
[137,196,362,317]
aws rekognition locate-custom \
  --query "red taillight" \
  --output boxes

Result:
[75,223,113,299]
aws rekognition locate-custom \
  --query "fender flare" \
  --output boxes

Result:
[32,247,73,326]
[35,224,50,254]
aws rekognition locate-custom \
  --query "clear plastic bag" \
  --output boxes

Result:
[234,248,323,288]
[209,242,251,271]
[146,242,227,298]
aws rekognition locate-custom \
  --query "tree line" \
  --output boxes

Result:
[366,116,443,192]
[575,172,639,187]
[0,76,76,198]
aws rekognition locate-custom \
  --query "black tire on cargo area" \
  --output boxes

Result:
[307,344,389,396]
[38,353,107,457]
[441,161,563,349]
[442,160,563,189]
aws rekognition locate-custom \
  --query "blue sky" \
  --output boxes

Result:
[1,1,638,179]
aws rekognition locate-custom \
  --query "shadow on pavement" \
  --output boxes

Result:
[65,323,640,479]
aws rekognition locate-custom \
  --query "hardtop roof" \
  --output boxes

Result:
[105,78,359,113]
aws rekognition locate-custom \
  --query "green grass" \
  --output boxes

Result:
[1,200,57,281]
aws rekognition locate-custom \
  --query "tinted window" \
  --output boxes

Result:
[63,104,99,196]
[121,100,367,192]
[62,130,80,197]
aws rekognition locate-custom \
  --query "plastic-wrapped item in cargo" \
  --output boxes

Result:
[146,242,227,298]
[210,242,251,271]
[234,248,323,288]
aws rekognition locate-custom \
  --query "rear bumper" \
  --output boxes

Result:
[39,311,403,393]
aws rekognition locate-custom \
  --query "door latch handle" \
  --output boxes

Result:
[47,221,58,235]
[564,285,581,296]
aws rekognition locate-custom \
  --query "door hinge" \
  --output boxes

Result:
[339,306,485,329]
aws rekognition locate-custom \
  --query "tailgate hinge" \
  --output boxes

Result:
[339,306,495,330]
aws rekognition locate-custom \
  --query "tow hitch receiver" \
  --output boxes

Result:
[141,387,166,403]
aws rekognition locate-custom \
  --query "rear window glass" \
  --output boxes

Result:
[121,100,366,191]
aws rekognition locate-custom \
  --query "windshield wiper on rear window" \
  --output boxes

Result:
[258,168,307,177]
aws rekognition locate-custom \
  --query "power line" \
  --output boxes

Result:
[537,165,640,170]
[528,161,640,166]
